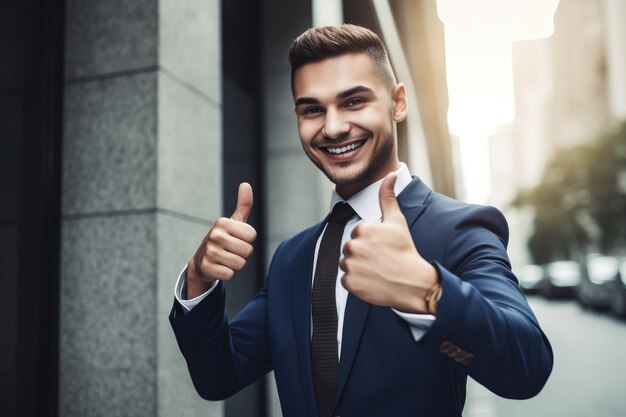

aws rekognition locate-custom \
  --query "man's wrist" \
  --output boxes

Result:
[185,262,216,299]
[394,261,439,314]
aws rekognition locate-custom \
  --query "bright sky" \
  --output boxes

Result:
[436,0,560,204]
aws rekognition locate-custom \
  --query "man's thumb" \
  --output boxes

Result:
[231,182,253,222]
[379,173,402,222]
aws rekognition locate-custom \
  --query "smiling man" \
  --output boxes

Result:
[170,24,553,417]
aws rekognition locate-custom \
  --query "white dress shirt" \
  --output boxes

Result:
[174,163,435,356]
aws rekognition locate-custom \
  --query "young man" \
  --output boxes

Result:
[170,24,553,417]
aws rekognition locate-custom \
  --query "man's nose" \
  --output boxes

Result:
[322,108,350,139]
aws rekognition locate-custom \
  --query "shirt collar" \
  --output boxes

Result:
[329,162,413,223]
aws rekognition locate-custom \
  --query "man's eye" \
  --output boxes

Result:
[346,98,364,107]
[304,107,323,115]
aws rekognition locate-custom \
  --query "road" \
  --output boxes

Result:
[464,296,626,417]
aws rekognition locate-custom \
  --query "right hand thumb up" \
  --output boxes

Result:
[186,182,256,298]
[231,182,253,223]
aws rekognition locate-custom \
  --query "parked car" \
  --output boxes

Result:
[541,260,581,298]
[609,258,626,319]
[517,264,545,294]
[577,254,620,310]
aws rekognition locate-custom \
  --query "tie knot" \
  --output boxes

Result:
[328,202,356,224]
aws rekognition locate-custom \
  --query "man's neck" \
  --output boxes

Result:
[335,162,401,200]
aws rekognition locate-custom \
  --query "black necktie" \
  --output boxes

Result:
[312,202,356,417]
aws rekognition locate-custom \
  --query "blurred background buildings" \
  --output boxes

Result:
[490,0,626,270]
[1,0,625,416]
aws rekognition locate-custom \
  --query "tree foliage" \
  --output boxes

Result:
[512,122,626,263]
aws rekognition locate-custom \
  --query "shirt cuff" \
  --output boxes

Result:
[392,309,436,341]
[174,265,219,313]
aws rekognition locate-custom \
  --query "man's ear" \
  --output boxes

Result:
[391,83,408,123]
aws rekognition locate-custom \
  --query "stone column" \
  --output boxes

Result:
[60,1,222,416]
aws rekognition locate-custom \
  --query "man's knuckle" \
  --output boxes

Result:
[339,257,347,271]
[224,269,235,280]
[344,257,354,272]
[205,260,217,276]
[208,229,224,246]
[249,228,258,242]
[206,245,218,258]
[343,274,359,292]
[341,274,351,288]
[343,241,353,255]
[215,267,233,280]
[238,259,247,270]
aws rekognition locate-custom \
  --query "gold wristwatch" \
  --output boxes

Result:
[425,284,443,315]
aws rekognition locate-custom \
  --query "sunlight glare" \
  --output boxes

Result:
[436,0,559,204]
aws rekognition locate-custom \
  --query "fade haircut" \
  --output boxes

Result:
[288,24,396,92]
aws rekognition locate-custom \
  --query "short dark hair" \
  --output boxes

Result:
[288,24,396,92]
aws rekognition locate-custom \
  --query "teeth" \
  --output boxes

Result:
[326,141,364,154]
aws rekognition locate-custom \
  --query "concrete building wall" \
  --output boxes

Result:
[60,1,222,416]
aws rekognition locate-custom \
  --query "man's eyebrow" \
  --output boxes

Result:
[294,85,375,107]
[294,97,320,107]
[337,85,374,100]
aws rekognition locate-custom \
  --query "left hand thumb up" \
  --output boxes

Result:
[379,173,403,223]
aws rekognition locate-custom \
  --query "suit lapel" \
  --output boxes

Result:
[396,177,430,228]
[292,220,327,417]
[333,177,431,409]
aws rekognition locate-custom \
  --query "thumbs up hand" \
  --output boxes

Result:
[186,183,257,299]
[340,173,438,313]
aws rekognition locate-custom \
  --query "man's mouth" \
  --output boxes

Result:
[323,140,366,154]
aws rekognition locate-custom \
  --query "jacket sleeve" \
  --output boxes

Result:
[169,274,273,401]
[418,205,553,399]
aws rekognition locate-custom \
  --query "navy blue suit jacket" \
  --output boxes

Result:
[170,177,553,417]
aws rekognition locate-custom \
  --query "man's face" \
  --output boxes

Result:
[292,52,407,198]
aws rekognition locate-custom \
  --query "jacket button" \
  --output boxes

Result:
[450,349,473,365]
[440,341,473,365]
[440,341,460,356]
[439,341,453,353]
[461,353,474,365]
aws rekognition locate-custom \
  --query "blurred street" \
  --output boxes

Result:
[465,296,626,417]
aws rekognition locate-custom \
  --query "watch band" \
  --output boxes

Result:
[425,284,442,315]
